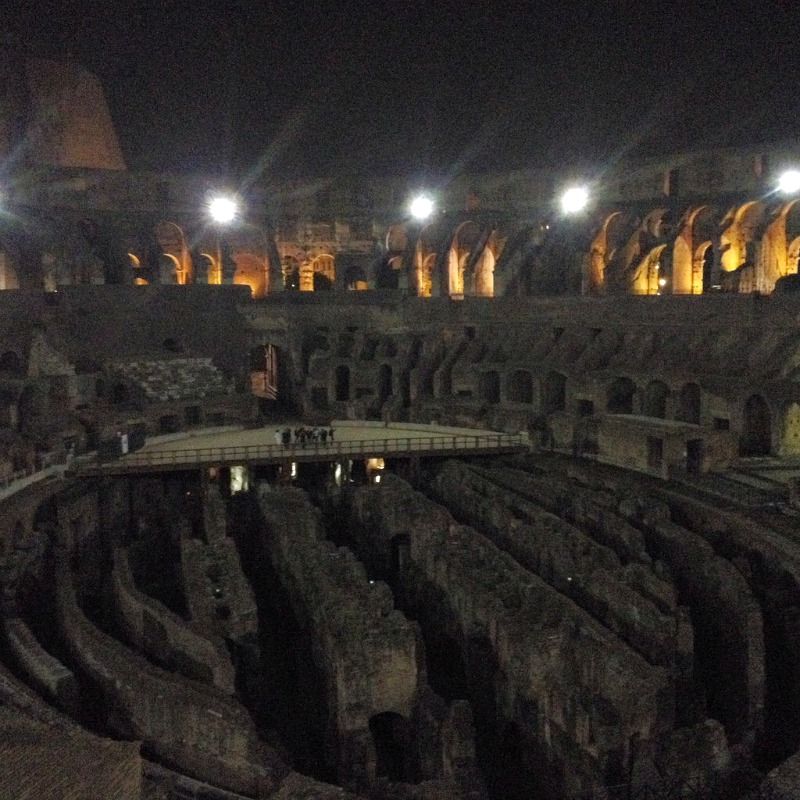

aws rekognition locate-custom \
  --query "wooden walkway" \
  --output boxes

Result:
[75,426,529,475]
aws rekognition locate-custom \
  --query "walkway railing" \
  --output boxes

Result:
[79,432,529,474]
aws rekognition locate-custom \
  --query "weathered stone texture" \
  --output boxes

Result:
[54,551,285,796]
[0,661,142,799]
[181,485,258,645]
[111,546,236,693]
[429,460,677,667]
[256,488,419,779]
[350,474,671,797]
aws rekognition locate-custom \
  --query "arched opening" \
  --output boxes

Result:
[378,364,393,404]
[478,371,500,403]
[643,380,669,418]
[446,223,473,296]
[507,370,533,403]
[0,350,24,376]
[250,345,278,400]
[473,243,496,297]
[741,395,772,456]
[369,713,412,782]
[542,371,566,414]
[631,244,668,295]
[607,377,637,414]
[312,272,333,291]
[586,212,622,293]
[159,253,180,284]
[781,402,800,456]
[345,265,368,291]
[720,202,764,275]
[413,224,440,297]
[676,383,701,424]
[282,256,301,291]
[334,365,350,402]
[155,222,191,284]
[309,254,335,291]
[233,253,269,298]
[128,252,148,285]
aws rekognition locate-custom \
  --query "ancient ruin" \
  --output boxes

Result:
[4,54,800,800]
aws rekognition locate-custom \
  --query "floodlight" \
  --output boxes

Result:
[410,196,434,221]
[778,171,800,195]
[561,186,589,214]
[208,196,238,224]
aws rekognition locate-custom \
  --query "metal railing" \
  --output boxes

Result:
[84,431,529,472]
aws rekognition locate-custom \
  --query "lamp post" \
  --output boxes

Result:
[207,195,239,284]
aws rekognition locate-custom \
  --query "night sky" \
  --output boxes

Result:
[5,0,800,179]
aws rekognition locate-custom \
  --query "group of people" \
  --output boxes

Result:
[273,426,335,446]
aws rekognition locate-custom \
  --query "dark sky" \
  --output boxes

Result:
[6,0,800,180]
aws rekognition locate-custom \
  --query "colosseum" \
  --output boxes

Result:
[4,54,800,800]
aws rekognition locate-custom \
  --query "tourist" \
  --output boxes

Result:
[274,429,282,446]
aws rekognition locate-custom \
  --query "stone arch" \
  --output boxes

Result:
[631,244,668,295]
[676,382,701,424]
[306,254,335,291]
[720,201,764,275]
[673,206,716,294]
[506,369,533,403]
[473,240,496,297]
[740,394,772,456]
[479,370,501,403]
[642,207,672,238]
[385,223,408,253]
[643,380,669,418]
[758,199,800,293]
[159,253,180,284]
[334,365,350,402]
[607,376,637,414]
[780,401,800,456]
[0,350,24,376]
[542,371,566,414]
[413,225,439,297]
[587,211,622,293]
[128,253,148,285]
[695,241,714,294]
[369,713,412,782]
[232,253,269,298]
[446,220,479,297]
[155,222,191,284]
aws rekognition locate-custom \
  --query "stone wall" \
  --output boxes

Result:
[111,546,236,693]
[179,485,258,646]
[254,486,482,796]
[54,550,284,795]
[349,474,672,798]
